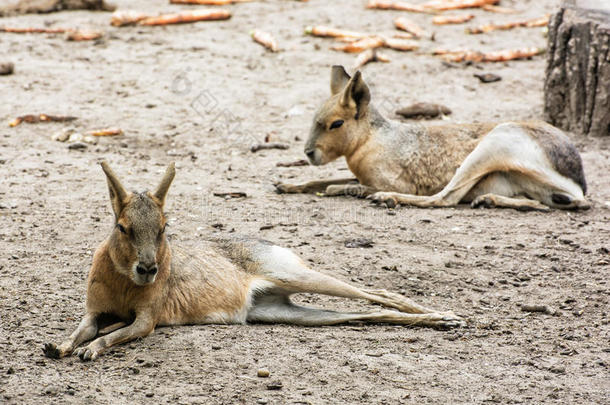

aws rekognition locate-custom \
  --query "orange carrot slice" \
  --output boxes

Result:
[422,0,499,11]
[65,29,103,41]
[304,25,368,39]
[88,128,124,137]
[139,9,231,26]
[434,47,544,62]
[466,15,549,34]
[354,48,390,69]
[366,0,434,13]
[0,27,67,33]
[394,17,427,38]
[382,37,419,51]
[170,0,251,4]
[332,37,384,53]
[251,29,279,52]
[111,10,151,26]
[432,14,475,25]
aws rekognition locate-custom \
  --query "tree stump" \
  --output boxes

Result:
[544,0,610,137]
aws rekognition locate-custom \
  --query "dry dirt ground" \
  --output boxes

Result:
[0,0,609,404]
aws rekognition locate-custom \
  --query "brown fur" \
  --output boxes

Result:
[44,162,465,361]
[277,66,588,210]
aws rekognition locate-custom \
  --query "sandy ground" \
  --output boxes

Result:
[0,0,609,404]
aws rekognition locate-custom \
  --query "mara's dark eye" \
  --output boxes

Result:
[117,224,127,234]
[329,120,344,130]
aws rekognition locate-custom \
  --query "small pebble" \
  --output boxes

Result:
[68,142,87,150]
[266,380,283,390]
[257,368,270,378]
[0,62,14,75]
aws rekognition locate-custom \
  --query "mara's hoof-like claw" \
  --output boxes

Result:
[435,312,466,329]
[43,342,61,359]
[74,346,99,362]
[274,182,297,194]
[471,195,495,209]
[368,192,397,208]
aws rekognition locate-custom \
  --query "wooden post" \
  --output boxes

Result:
[544,0,610,137]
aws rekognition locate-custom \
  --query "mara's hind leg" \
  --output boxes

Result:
[247,295,463,329]
[253,245,460,320]
[369,122,586,210]
[471,194,550,211]
[274,178,357,194]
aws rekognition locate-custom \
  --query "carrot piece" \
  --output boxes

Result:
[331,37,384,53]
[382,37,419,51]
[65,29,103,41]
[432,14,475,25]
[366,0,435,14]
[422,0,499,11]
[88,128,123,137]
[9,114,77,127]
[251,29,279,52]
[434,47,544,62]
[110,10,151,26]
[392,32,415,39]
[0,27,67,34]
[170,0,251,4]
[304,25,368,39]
[481,4,519,14]
[354,48,390,69]
[394,17,427,38]
[138,9,231,26]
[466,15,549,34]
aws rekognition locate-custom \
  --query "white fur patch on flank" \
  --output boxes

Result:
[200,278,274,325]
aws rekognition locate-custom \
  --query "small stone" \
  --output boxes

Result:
[257,399,269,404]
[0,62,14,75]
[7,367,15,374]
[51,128,75,142]
[145,392,154,398]
[549,365,566,374]
[68,142,87,150]
[266,380,283,390]
[211,345,221,350]
[257,368,270,378]
[83,136,98,144]
[68,132,83,143]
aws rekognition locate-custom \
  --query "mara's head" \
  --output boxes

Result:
[100,161,175,286]
[304,65,371,166]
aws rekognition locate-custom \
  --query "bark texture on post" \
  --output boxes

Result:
[0,0,115,16]
[544,0,610,137]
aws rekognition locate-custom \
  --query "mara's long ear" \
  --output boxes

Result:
[340,71,370,119]
[330,65,351,95]
[153,162,176,208]
[101,161,128,220]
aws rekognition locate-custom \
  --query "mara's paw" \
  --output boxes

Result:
[471,194,497,209]
[43,342,63,359]
[274,182,298,194]
[438,312,466,328]
[74,345,100,362]
[430,312,466,329]
[367,192,397,208]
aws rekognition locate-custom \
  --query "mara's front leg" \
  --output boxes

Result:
[325,183,377,198]
[275,177,357,194]
[73,315,155,361]
[43,312,99,359]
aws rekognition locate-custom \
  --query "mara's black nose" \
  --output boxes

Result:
[305,150,315,160]
[136,264,157,275]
